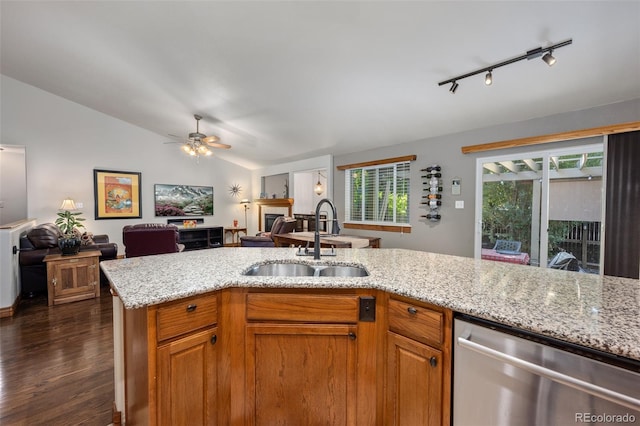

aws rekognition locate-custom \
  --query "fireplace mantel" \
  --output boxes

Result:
[253,198,294,231]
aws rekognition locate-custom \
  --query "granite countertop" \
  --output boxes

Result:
[100,247,640,362]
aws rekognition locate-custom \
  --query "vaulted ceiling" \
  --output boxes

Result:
[1,1,639,169]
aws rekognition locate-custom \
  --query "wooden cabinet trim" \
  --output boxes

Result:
[246,293,359,323]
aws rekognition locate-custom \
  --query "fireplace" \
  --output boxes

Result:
[254,198,294,231]
[264,214,282,232]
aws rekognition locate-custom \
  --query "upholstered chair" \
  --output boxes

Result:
[240,216,296,247]
[122,223,183,257]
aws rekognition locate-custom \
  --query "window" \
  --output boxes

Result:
[344,160,411,227]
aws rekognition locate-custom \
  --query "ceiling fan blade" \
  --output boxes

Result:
[205,141,232,149]
[202,135,219,144]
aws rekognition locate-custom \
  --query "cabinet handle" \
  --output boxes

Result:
[429,356,438,367]
[407,306,418,315]
[52,278,57,286]
[210,335,217,345]
[186,304,197,312]
[348,332,357,340]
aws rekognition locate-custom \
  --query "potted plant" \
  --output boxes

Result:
[55,209,86,255]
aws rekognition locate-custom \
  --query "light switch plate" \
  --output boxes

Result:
[455,200,464,209]
[452,179,461,195]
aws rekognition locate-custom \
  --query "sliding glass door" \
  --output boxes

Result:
[475,142,604,273]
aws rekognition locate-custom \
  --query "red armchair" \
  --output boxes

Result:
[122,223,183,257]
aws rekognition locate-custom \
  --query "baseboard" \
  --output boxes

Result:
[0,294,21,318]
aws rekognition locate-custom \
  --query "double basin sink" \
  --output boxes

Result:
[243,262,369,277]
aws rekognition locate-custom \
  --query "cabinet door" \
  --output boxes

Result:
[51,257,98,301]
[245,323,357,426]
[157,327,218,426]
[387,331,443,426]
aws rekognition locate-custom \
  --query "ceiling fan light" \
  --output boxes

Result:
[205,150,213,156]
[182,144,191,153]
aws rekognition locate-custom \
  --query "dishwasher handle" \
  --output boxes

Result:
[457,335,640,412]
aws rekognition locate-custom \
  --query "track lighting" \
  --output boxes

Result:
[542,51,556,66]
[438,39,572,93]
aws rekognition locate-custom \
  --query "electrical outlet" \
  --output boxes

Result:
[455,200,464,209]
[359,296,376,322]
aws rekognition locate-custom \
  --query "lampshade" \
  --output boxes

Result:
[240,199,251,205]
[60,198,77,210]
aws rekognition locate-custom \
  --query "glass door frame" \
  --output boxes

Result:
[474,141,605,270]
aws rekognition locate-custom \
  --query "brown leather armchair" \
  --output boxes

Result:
[122,223,183,257]
[240,216,297,247]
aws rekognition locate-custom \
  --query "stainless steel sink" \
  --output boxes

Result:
[243,263,316,277]
[243,262,369,277]
[316,265,369,277]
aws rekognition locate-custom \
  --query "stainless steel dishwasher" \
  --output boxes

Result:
[453,316,640,426]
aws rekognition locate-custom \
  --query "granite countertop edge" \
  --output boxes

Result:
[100,248,640,362]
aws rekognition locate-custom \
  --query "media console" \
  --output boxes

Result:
[176,226,224,251]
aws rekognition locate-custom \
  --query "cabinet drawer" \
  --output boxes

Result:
[388,298,443,347]
[157,293,217,341]
[246,293,359,323]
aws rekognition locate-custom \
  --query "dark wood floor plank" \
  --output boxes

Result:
[0,286,113,425]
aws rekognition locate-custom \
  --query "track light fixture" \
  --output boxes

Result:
[485,70,493,86]
[542,50,556,66]
[438,39,572,93]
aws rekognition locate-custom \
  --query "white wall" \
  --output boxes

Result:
[1,76,253,254]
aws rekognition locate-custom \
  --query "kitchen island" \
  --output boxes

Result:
[101,247,640,424]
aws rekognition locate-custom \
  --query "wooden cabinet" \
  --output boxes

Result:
[122,292,218,425]
[44,250,100,306]
[386,296,452,426]
[157,327,218,425]
[115,289,450,425]
[243,291,378,425]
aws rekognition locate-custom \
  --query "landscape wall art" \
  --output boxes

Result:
[154,184,214,216]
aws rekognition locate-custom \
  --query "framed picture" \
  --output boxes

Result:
[93,169,142,219]
[154,184,214,216]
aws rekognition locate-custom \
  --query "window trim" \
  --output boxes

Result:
[341,156,415,233]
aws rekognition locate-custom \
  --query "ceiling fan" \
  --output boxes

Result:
[168,114,231,158]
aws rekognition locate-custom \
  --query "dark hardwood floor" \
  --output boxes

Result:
[0,286,114,425]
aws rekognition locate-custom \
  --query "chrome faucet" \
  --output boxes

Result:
[314,198,340,259]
